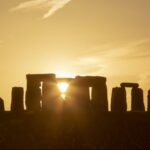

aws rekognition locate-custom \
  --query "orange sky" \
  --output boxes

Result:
[0,0,150,110]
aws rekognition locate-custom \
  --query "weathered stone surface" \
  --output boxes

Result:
[111,87,127,112]
[11,87,24,112]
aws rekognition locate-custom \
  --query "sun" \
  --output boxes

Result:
[57,82,69,99]
[57,82,69,93]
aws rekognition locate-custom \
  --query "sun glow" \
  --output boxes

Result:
[57,82,69,99]
[56,72,75,78]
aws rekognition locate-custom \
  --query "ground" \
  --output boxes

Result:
[0,111,150,149]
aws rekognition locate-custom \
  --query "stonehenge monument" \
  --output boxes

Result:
[8,74,145,113]
[25,74,108,113]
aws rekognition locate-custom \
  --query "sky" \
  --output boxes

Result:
[0,0,150,110]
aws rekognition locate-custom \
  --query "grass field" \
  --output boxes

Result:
[0,111,150,149]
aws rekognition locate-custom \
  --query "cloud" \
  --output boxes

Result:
[117,39,150,60]
[72,57,105,76]
[43,0,72,18]
[79,39,150,61]
[11,0,72,19]
[71,39,150,77]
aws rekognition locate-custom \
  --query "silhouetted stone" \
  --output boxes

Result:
[65,77,90,113]
[42,81,61,112]
[0,98,4,112]
[25,80,41,112]
[68,76,108,112]
[75,76,106,87]
[131,87,145,112]
[11,87,24,113]
[57,78,74,83]
[120,82,139,88]
[74,86,90,112]
[26,74,56,82]
[86,76,107,87]
[148,90,150,112]
[26,74,55,112]
[65,82,76,111]
[91,77,108,112]
[111,87,127,112]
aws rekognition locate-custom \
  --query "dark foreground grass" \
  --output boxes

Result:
[0,111,150,149]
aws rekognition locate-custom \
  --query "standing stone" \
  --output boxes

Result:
[42,81,61,112]
[0,98,5,112]
[91,77,108,112]
[131,87,145,111]
[65,77,90,113]
[26,74,56,112]
[75,77,90,111]
[74,86,90,112]
[26,79,41,112]
[111,87,127,112]
[11,87,24,112]
[42,81,51,111]
[65,82,76,111]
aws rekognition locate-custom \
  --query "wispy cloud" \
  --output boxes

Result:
[77,39,150,61]
[72,39,150,76]
[11,0,72,19]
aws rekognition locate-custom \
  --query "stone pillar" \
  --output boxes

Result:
[75,77,90,110]
[91,77,108,112]
[65,82,76,111]
[131,87,145,111]
[65,77,90,112]
[42,81,61,112]
[25,79,41,112]
[111,87,127,112]
[0,98,5,112]
[148,90,150,112]
[74,86,90,112]
[11,87,24,113]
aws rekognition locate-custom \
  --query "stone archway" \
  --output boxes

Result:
[111,82,145,112]
[25,74,108,113]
